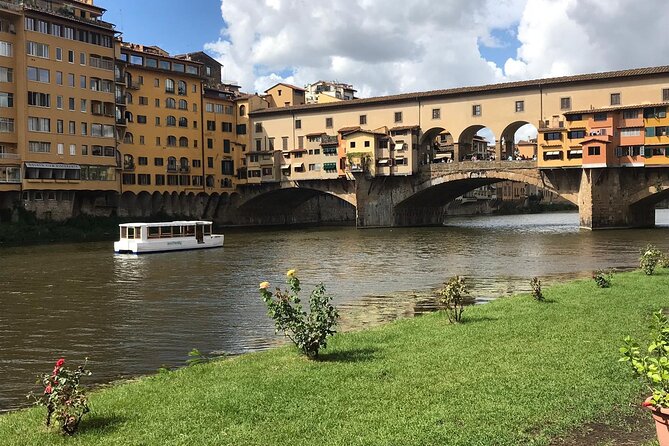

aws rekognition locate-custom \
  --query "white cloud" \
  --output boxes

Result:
[504,0,669,80]
[204,0,669,108]
[205,0,526,95]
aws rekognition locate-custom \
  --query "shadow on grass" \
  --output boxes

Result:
[78,414,127,435]
[318,348,379,363]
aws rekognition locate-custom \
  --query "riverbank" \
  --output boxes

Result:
[0,270,665,445]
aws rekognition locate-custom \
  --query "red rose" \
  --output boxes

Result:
[55,358,65,368]
[44,384,52,394]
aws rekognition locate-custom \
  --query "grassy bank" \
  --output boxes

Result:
[1,271,667,445]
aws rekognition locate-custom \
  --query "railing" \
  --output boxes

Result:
[115,96,126,105]
[126,81,141,90]
[321,135,338,145]
[0,152,20,159]
[167,166,178,173]
[179,166,190,173]
[23,0,115,29]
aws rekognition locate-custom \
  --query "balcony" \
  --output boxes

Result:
[24,0,115,30]
[115,96,126,105]
[179,166,190,173]
[115,118,127,126]
[126,81,141,90]
[167,166,178,173]
[321,135,338,145]
[0,152,20,160]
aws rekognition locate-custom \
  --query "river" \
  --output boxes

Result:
[2,210,669,411]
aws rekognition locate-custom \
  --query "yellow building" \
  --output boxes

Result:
[264,83,306,108]
[0,0,119,219]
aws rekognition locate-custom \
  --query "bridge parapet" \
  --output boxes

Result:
[421,160,537,177]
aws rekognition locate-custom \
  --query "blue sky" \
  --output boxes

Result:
[96,0,224,56]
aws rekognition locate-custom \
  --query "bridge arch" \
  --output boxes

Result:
[456,124,496,162]
[419,126,454,164]
[499,121,538,160]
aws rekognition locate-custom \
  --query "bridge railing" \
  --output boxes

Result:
[421,160,537,174]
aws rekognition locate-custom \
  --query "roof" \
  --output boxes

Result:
[337,126,361,134]
[564,102,669,115]
[265,82,307,93]
[581,137,611,144]
[119,221,212,228]
[306,132,326,137]
[251,65,669,117]
[341,129,386,137]
[389,125,420,132]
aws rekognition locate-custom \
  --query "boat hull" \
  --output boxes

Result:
[114,234,224,254]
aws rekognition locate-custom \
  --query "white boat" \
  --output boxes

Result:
[114,221,224,254]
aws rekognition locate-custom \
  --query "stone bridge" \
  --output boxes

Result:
[226,161,669,229]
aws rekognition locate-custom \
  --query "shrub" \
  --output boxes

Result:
[620,310,669,408]
[530,277,544,301]
[592,269,613,288]
[259,270,339,359]
[28,358,91,435]
[439,276,469,323]
[640,244,663,275]
[660,254,669,269]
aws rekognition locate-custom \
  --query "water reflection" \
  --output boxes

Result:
[1,210,669,410]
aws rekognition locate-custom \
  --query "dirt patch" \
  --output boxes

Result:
[549,409,656,446]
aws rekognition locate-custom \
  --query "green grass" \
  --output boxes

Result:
[1,270,668,445]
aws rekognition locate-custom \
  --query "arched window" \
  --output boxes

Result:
[206,175,214,187]
[167,135,176,146]
[178,99,187,110]
[166,115,176,127]
[179,157,189,170]
[167,156,177,170]
[166,98,176,109]
[123,132,133,144]
[123,154,134,169]
[126,92,133,104]
[125,111,133,122]
[239,105,246,116]
[179,137,188,147]
[178,117,188,127]
[177,80,187,95]
[165,78,175,93]
[125,72,132,86]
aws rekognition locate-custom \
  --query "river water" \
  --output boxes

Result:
[2,210,669,411]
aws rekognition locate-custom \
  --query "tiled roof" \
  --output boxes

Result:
[389,125,420,132]
[305,132,326,137]
[564,102,669,115]
[337,126,362,134]
[252,65,669,116]
[265,82,307,93]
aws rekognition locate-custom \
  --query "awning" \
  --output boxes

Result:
[545,151,561,156]
[394,143,404,151]
[377,159,390,165]
[433,153,451,160]
[568,149,583,155]
[280,164,290,169]
[292,163,304,168]
[25,162,81,170]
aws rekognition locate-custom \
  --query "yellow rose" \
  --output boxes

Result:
[259,281,270,290]
[286,269,297,278]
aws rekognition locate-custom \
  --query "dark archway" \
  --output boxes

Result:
[500,121,538,160]
[457,125,496,162]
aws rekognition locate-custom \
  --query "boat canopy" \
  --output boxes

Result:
[118,221,213,228]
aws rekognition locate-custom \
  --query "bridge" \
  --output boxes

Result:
[231,161,669,229]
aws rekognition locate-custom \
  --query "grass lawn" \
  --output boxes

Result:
[1,270,668,445]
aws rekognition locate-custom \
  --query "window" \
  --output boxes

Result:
[394,111,402,123]
[177,80,187,95]
[28,141,50,153]
[27,92,48,107]
[472,104,481,116]
[154,157,164,166]
[56,95,62,109]
[68,97,75,111]
[255,122,262,133]
[70,144,76,156]
[295,119,301,129]
[350,142,356,148]
[281,137,288,151]
[55,47,62,61]
[137,115,147,124]
[610,93,621,106]
[646,127,656,137]
[623,109,639,119]
[67,73,75,87]
[179,137,188,147]
[255,139,261,151]
[364,141,370,147]
[28,117,50,132]
[567,130,585,139]
[588,146,601,156]
[27,67,50,83]
[165,78,175,93]
[268,138,274,150]
[166,98,176,109]
[81,122,87,135]
[239,105,246,116]
[515,101,524,112]
[0,67,12,82]
[325,117,333,128]
[68,121,75,134]
[544,132,561,141]
[56,119,63,134]
[236,124,247,135]
[359,115,367,125]
[179,117,188,128]
[166,115,176,127]
[221,122,232,132]
[139,96,148,105]
[207,120,216,131]
[0,117,14,132]
[67,50,74,63]
[178,99,187,110]
[167,136,177,146]
[594,113,607,121]
[620,128,641,137]
[663,88,669,102]
[0,41,11,57]
[26,41,49,58]
[80,52,86,65]
[560,97,571,110]
[432,108,440,119]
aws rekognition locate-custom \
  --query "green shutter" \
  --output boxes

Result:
[646,127,656,137]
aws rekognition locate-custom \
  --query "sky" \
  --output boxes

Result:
[97,0,669,143]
